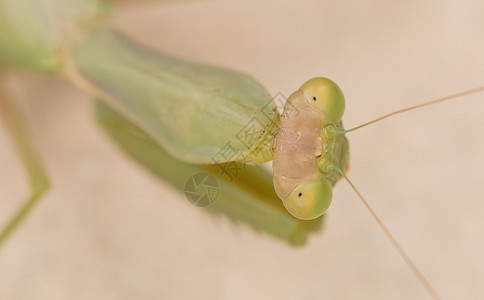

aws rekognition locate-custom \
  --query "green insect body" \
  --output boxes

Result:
[273,78,349,220]
[69,28,278,165]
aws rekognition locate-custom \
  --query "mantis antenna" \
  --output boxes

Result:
[331,86,484,135]
[322,86,484,299]
[330,165,441,300]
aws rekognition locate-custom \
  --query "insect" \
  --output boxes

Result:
[1,0,484,299]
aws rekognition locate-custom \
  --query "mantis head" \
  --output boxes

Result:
[299,77,345,123]
[283,177,333,220]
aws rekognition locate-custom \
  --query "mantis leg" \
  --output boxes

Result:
[0,82,49,247]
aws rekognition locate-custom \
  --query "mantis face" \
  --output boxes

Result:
[273,77,349,220]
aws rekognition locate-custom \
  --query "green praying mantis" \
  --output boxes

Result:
[1,0,484,299]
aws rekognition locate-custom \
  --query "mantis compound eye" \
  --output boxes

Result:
[282,177,333,220]
[299,77,345,123]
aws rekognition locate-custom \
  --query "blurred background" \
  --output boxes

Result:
[1,0,484,299]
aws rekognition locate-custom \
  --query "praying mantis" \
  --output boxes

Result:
[1,0,484,299]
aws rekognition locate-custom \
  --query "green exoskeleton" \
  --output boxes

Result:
[273,78,349,220]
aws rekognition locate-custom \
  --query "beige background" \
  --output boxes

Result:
[1,0,484,299]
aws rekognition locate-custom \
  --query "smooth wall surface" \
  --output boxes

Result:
[1,0,484,299]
